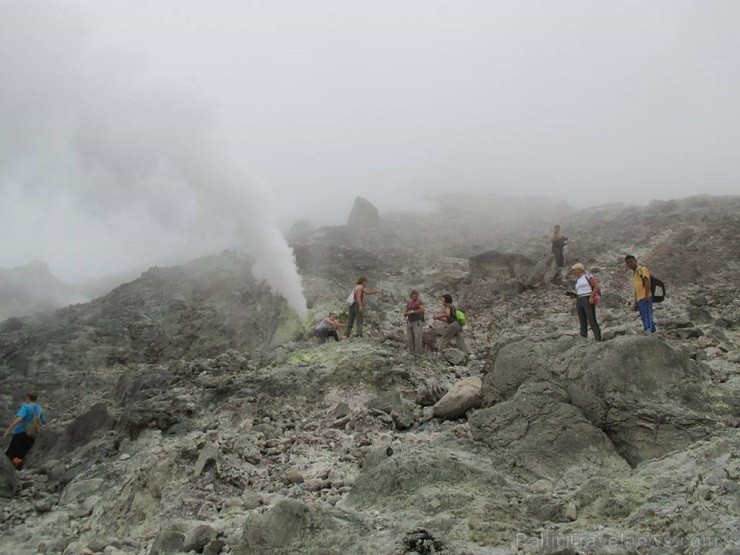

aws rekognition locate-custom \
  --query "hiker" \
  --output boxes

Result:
[403,290,425,356]
[345,276,380,338]
[3,390,47,470]
[433,294,470,356]
[313,313,344,342]
[569,263,602,341]
[625,255,656,333]
[550,225,567,270]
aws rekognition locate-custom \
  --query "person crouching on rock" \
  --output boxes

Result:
[403,290,425,356]
[433,294,470,357]
[313,313,344,342]
[570,263,602,341]
[3,390,47,470]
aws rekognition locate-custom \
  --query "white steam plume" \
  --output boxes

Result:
[0,3,307,318]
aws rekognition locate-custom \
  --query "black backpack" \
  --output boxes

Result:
[650,276,666,303]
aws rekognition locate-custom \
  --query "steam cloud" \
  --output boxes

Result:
[0,3,307,318]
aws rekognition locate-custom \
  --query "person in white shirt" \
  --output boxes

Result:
[570,263,602,341]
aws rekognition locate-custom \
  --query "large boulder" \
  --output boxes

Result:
[0,453,19,497]
[565,336,713,465]
[433,376,482,420]
[480,335,717,466]
[347,197,380,229]
[63,403,115,451]
[470,382,630,484]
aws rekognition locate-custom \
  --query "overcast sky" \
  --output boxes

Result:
[1,1,738,281]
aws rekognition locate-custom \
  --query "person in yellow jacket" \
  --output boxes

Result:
[625,255,656,333]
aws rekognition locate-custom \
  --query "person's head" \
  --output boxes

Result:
[624,255,638,270]
[441,294,453,306]
[570,263,586,277]
[357,276,368,285]
[410,290,419,300]
[554,225,561,232]
[27,390,38,402]
[328,312,337,319]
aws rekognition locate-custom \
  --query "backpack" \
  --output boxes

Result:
[651,276,666,303]
[25,406,42,439]
[346,289,356,305]
[586,274,602,306]
[454,309,467,326]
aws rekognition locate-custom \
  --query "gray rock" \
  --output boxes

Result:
[347,196,380,228]
[236,498,375,555]
[470,382,629,483]
[184,524,217,553]
[148,525,185,555]
[62,403,116,452]
[433,376,482,420]
[0,453,19,498]
[442,347,468,366]
[481,335,716,467]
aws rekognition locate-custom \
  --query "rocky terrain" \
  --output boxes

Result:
[0,195,738,555]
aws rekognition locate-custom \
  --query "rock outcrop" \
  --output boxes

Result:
[346,197,380,229]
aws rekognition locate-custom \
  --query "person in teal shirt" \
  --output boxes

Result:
[3,390,47,469]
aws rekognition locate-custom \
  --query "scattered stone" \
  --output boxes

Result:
[529,479,554,495]
[432,376,482,420]
[284,471,304,485]
[184,524,218,553]
[441,347,468,366]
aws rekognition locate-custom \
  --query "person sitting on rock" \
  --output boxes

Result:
[569,263,602,341]
[403,290,425,356]
[345,276,380,338]
[625,255,656,334]
[433,294,470,357]
[3,390,47,470]
[313,313,344,342]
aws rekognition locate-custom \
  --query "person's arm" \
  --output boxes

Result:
[356,287,365,311]
[587,276,601,304]
[641,271,652,301]
[328,317,345,329]
[2,416,22,439]
[404,303,425,318]
[433,306,450,321]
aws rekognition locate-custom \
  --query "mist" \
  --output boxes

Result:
[1,2,307,316]
[2,1,739,307]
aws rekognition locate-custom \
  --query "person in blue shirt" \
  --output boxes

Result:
[3,390,47,469]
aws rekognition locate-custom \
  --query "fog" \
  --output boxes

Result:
[1,1,739,299]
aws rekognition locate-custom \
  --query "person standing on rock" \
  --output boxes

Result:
[550,225,567,271]
[625,255,656,334]
[403,290,425,356]
[3,390,47,470]
[313,313,344,342]
[569,263,602,341]
[345,276,380,338]
[433,294,470,357]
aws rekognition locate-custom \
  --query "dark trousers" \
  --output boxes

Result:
[345,304,364,337]
[576,296,601,341]
[314,328,339,342]
[6,432,34,467]
[552,245,565,268]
